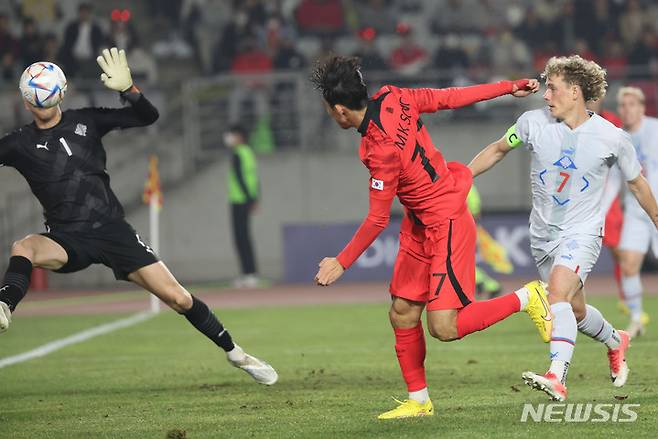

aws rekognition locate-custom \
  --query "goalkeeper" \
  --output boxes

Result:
[0,48,278,385]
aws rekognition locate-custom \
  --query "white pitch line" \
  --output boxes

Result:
[0,311,155,369]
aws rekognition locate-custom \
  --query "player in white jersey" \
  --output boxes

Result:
[469,55,658,401]
[617,86,658,337]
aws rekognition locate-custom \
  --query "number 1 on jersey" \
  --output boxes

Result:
[557,172,570,193]
[59,137,72,156]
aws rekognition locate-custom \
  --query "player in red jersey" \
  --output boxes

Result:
[311,56,550,419]
[586,99,625,304]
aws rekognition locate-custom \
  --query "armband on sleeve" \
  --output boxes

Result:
[505,124,523,148]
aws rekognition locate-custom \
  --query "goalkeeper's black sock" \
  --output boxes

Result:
[0,256,33,312]
[184,295,235,352]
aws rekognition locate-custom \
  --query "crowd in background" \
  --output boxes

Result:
[1,0,658,87]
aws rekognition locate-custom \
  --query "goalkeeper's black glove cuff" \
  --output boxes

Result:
[120,85,141,104]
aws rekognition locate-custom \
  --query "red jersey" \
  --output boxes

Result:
[600,110,622,128]
[336,81,526,269]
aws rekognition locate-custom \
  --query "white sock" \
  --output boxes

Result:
[227,344,246,362]
[622,274,644,321]
[514,286,530,311]
[409,387,429,404]
[548,302,577,384]
[577,304,621,350]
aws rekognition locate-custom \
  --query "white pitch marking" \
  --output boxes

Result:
[0,311,155,369]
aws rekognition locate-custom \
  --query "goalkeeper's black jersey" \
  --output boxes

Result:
[0,93,158,232]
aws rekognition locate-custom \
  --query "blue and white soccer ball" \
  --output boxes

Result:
[19,62,67,108]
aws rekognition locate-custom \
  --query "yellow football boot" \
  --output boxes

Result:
[377,398,434,420]
[523,281,552,343]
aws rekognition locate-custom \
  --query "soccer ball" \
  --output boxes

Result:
[19,62,67,108]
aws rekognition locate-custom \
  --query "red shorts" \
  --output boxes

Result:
[390,208,476,311]
[603,197,623,248]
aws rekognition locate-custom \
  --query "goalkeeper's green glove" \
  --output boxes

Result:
[96,47,133,92]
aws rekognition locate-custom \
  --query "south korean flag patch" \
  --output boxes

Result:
[371,178,384,191]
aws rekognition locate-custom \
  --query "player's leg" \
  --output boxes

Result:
[425,211,550,342]
[379,239,433,420]
[617,214,651,336]
[573,288,630,387]
[618,249,647,337]
[522,265,581,401]
[127,262,277,385]
[0,234,68,332]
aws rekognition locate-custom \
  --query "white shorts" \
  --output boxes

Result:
[530,234,602,285]
[619,210,658,256]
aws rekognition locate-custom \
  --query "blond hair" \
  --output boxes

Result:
[541,55,607,102]
[617,86,645,104]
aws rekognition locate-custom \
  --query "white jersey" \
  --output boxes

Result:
[513,108,641,240]
[601,164,622,216]
[623,116,658,218]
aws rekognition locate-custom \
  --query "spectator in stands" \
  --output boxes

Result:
[19,17,44,69]
[433,34,470,86]
[575,0,615,57]
[231,36,272,74]
[628,29,658,79]
[212,8,254,73]
[108,19,138,52]
[228,37,272,126]
[514,7,546,49]
[270,29,306,71]
[488,28,531,77]
[0,14,19,82]
[224,124,261,289]
[619,0,656,49]
[432,0,480,34]
[602,41,628,80]
[352,27,388,74]
[20,0,60,34]
[59,3,105,79]
[42,33,60,64]
[295,0,345,36]
[472,0,507,34]
[354,0,397,35]
[389,23,428,76]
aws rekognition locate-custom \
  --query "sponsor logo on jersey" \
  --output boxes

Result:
[36,142,49,150]
[75,123,87,137]
[371,178,384,191]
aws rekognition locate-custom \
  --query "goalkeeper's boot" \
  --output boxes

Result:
[377,398,434,420]
[0,301,11,333]
[608,330,630,388]
[227,345,278,385]
[522,371,567,402]
[522,281,552,343]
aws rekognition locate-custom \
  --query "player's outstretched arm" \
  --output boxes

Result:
[468,135,513,177]
[91,47,159,134]
[627,174,658,230]
[411,79,539,114]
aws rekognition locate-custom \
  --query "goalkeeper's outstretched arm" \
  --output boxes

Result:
[91,47,159,134]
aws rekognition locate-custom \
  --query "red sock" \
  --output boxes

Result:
[394,324,427,392]
[614,262,623,299]
[456,293,520,338]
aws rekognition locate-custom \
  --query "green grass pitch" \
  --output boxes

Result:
[1,297,656,438]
